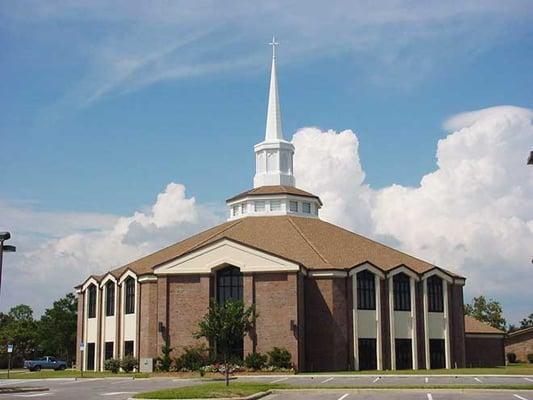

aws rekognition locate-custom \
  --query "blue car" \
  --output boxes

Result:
[24,356,67,371]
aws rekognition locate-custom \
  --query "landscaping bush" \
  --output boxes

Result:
[244,352,267,371]
[104,358,120,373]
[157,343,173,372]
[506,352,517,363]
[267,347,292,369]
[527,353,533,363]
[175,344,209,371]
[120,355,138,372]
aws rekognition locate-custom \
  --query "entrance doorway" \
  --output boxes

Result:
[358,338,377,370]
[395,339,412,370]
[86,342,95,371]
[430,339,446,369]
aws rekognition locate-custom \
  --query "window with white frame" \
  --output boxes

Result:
[124,277,135,314]
[302,202,311,213]
[289,201,298,212]
[254,200,265,212]
[232,205,239,216]
[270,200,281,211]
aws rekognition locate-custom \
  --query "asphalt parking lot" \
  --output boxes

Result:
[239,374,533,386]
[0,375,532,400]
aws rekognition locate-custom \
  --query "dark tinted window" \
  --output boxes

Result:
[105,281,115,316]
[88,284,97,318]
[125,277,135,314]
[393,273,411,311]
[216,266,243,304]
[395,339,413,370]
[124,341,134,357]
[105,342,114,360]
[358,338,377,370]
[357,270,376,310]
[428,275,444,312]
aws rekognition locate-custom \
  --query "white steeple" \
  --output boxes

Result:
[253,37,295,188]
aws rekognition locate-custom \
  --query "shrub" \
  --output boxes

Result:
[506,352,517,363]
[527,353,533,363]
[104,358,120,373]
[157,343,173,372]
[244,352,267,371]
[267,347,292,369]
[120,356,138,372]
[176,344,209,371]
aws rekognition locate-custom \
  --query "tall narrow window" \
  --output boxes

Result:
[427,275,444,312]
[105,281,115,316]
[125,277,135,314]
[393,273,411,311]
[87,284,97,319]
[124,341,134,357]
[104,342,114,360]
[302,202,311,214]
[357,270,376,310]
[216,266,243,304]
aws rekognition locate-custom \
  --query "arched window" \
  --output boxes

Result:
[124,277,135,314]
[87,284,97,319]
[216,266,243,304]
[357,270,376,310]
[105,280,115,317]
[427,275,444,312]
[393,273,411,311]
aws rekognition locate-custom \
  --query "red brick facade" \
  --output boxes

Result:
[505,328,533,363]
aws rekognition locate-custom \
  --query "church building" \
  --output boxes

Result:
[75,42,467,372]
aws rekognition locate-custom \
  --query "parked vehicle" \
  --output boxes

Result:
[24,356,67,371]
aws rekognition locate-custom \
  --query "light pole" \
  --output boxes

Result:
[528,151,533,165]
[0,232,16,297]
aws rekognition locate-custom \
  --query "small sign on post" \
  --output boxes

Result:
[79,341,84,378]
[7,344,13,379]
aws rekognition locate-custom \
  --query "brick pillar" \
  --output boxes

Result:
[139,281,158,359]
[243,273,255,356]
[450,284,466,368]
[416,281,426,369]
[157,276,169,356]
[76,291,84,370]
[381,278,391,370]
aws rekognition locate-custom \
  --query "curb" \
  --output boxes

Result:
[236,373,533,378]
[131,390,272,400]
[0,387,49,394]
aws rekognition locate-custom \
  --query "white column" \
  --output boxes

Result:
[410,277,418,370]
[375,275,383,370]
[83,289,87,372]
[443,280,451,369]
[388,276,396,370]
[352,274,359,370]
[423,279,430,369]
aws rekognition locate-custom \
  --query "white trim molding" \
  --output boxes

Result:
[423,278,430,369]
[349,262,385,279]
[138,275,158,283]
[387,265,420,281]
[308,270,347,278]
[443,280,451,369]
[388,275,396,370]
[421,268,454,283]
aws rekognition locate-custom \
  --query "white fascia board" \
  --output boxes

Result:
[421,268,454,283]
[118,269,138,284]
[465,333,505,339]
[349,262,385,279]
[99,273,118,288]
[82,276,100,291]
[308,270,347,278]
[154,238,300,275]
[454,278,466,286]
[387,265,420,281]
[138,275,157,283]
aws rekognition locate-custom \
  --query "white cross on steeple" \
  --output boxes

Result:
[269,36,279,59]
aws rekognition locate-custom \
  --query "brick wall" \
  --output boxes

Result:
[505,329,533,362]
[465,335,505,367]
[450,284,466,368]
[139,281,158,359]
[305,276,349,371]
[76,292,84,370]
[254,272,300,369]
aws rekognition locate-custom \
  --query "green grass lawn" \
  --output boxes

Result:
[135,382,533,399]
[300,363,533,375]
[0,368,149,379]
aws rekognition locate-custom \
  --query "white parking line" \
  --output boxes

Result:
[524,377,533,383]
[100,392,135,396]
[425,377,429,383]
[474,377,482,383]
[0,380,24,386]
[372,377,380,383]
[11,393,53,398]
[426,394,433,400]
[320,377,334,383]
[337,394,349,400]
[270,377,289,383]
[513,394,529,400]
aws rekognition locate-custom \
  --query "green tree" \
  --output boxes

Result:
[0,305,39,363]
[519,313,533,329]
[38,293,78,365]
[195,299,256,386]
[464,296,506,331]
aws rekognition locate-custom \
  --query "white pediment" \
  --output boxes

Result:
[154,239,300,275]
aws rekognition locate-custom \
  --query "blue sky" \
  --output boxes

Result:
[0,1,532,322]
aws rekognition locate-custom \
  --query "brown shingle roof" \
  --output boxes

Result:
[91,215,462,282]
[464,315,505,334]
[226,186,322,205]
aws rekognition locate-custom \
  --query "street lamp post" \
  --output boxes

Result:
[0,232,16,297]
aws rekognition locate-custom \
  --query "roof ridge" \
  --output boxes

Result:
[287,217,333,268]
[187,218,244,253]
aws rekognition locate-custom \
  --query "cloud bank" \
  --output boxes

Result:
[2,105,532,322]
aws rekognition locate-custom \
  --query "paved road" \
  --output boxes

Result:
[265,390,533,400]
[239,374,533,386]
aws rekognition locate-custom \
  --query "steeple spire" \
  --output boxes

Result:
[265,37,283,141]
